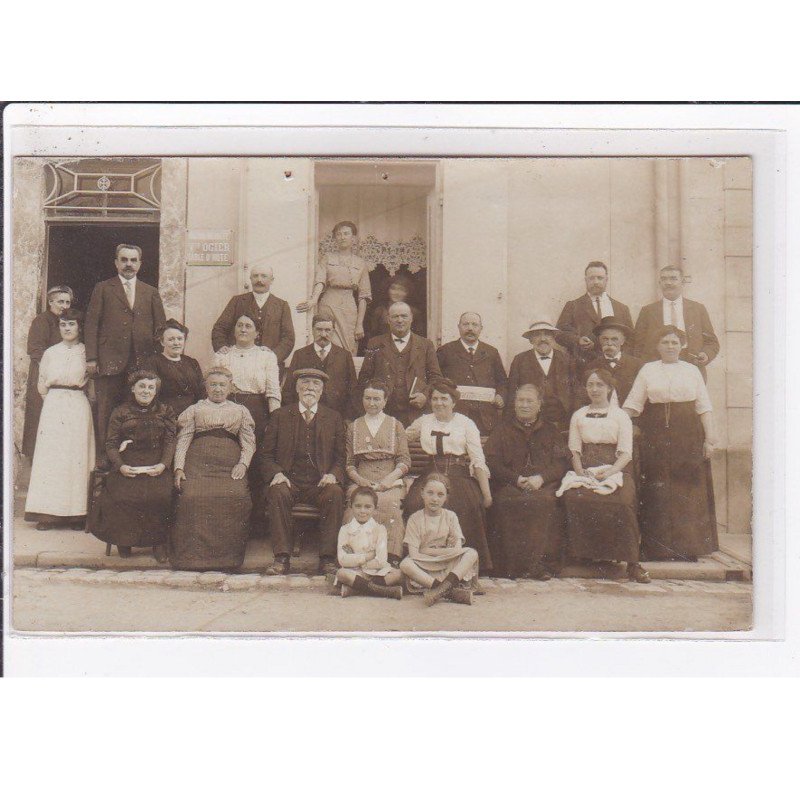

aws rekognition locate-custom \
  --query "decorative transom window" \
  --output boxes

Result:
[43,158,161,216]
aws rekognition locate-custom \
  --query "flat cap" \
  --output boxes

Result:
[293,367,328,383]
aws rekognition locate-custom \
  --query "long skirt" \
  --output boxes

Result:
[90,446,173,547]
[639,401,718,560]
[491,483,566,577]
[170,431,252,571]
[403,459,492,571]
[25,388,95,518]
[319,286,358,355]
[564,442,641,563]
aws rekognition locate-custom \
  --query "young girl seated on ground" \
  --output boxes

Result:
[335,487,404,599]
[400,473,478,606]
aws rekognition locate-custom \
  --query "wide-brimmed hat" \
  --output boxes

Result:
[593,316,633,340]
[293,367,328,383]
[522,320,561,340]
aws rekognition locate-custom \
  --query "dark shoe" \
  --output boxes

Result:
[35,521,54,531]
[627,564,651,584]
[424,580,454,606]
[388,555,402,569]
[367,581,403,600]
[117,546,132,559]
[153,544,168,564]
[449,587,474,605]
[318,558,338,577]
[69,521,85,531]
[264,558,289,576]
[469,575,487,595]
[528,562,552,581]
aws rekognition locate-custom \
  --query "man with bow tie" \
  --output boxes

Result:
[84,244,166,465]
[584,317,643,406]
[556,261,634,366]
[283,312,358,419]
[505,321,577,432]
[436,311,507,435]
[358,301,442,427]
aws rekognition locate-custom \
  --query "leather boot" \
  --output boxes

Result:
[424,577,455,606]
[448,587,474,605]
[367,581,403,600]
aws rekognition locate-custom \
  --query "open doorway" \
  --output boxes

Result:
[45,223,160,312]
[314,160,438,355]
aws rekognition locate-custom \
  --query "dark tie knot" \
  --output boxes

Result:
[539,355,551,361]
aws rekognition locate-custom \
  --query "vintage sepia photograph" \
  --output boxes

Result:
[7,152,754,634]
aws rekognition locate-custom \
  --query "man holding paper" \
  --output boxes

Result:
[358,301,442,427]
[437,312,507,435]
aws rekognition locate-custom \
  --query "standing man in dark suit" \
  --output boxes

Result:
[283,312,358,419]
[633,265,720,380]
[506,321,577,432]
[358,301,442,427]
[84,244,166,464]
[211,266,295,365]
[436,311,507,435]
[584,317,643,406]
[22,285,73,459]
[556,261,634,365]
[261,368,346,577]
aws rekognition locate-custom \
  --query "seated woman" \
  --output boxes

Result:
[89,370,177,561]
[400,473,478,606]
[170,367,256,572]
[336,487,404,599]
[623,325,718,562]
[484,384,569,581]
[558,369,650,583]
[344,379,411,567]
[214,312,281,526]
[25,308,95,530]
[404,378,493,573]
[141,319,204,418]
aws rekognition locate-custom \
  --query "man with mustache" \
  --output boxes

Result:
[84,244,166,465]
[584,317,643,407]
[211,265,295,366]
[261,368,346,577]
[283,312,358,419]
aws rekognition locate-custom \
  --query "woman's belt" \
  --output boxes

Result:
[428,454,471,475]
[194,428,238,443]
[49,384,83,391]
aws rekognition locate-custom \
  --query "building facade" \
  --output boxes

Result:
[11,156,753,535]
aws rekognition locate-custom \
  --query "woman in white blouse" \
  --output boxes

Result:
[170,367,256,571]
[623,325,718,561]
[214,312,280,528]
[562,368,649,582]
[405,378,494,573]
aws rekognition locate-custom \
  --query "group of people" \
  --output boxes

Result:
[22,228,721,606]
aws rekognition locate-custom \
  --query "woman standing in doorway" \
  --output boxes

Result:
[25,309,95,530]
[296,221,372,355]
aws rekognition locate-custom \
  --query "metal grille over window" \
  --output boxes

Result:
[43,158,161,216]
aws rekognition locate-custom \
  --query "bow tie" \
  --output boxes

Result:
[538,355,551,361]
[394,337,406,344]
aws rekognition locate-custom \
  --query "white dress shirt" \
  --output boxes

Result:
[407,412,488,473]
[623,361,712,416]
[460,339,479,354]
[315,343,331,360]
[213,346,281,404]
[392,333,411,352]
[253,291,270,309]
[588,292,614,318]
[536,351,553,376]
[119,275,137,307]
[662,296,686,330]
[299,402,320,418]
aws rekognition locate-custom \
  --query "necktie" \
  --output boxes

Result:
[431,430,450,456]
[594,296,602,319]
[124,280,134,309]
[318,347,327,362]
[468,346,475,363]
[303,409,314,424]
[670,301,678,327]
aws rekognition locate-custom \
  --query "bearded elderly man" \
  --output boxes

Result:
[485,384,569,581]
[261,368,346,577]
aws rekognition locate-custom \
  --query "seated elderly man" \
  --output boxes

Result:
[485,384,569,581]
[261,368,346,576]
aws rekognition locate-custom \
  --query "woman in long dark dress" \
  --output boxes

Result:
[623,325,718,561]
[140,319,204,418]
[404,378,493,572]
[170,367,256,572]
[560,368,650,583]
[89,370,176,561]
